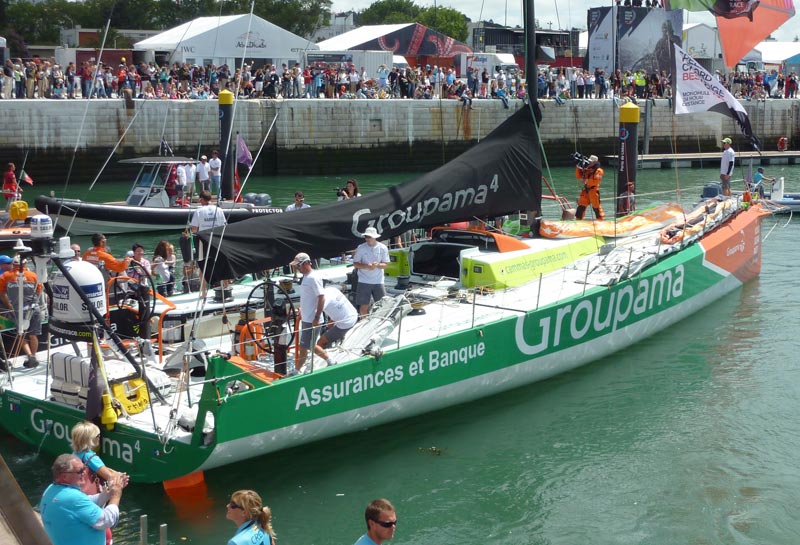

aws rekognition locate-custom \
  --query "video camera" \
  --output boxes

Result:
[571,152,592,170]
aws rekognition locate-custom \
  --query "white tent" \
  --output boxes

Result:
[134,15,317,68]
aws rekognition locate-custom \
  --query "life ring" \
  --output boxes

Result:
[778,136,788,152]
[234,319,266,361]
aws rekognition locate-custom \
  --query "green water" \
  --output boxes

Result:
[2,164,800,544]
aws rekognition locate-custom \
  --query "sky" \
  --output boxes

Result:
[329,0,799,42]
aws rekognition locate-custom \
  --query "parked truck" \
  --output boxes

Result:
[454,52,519,78]
[303,50,393,80]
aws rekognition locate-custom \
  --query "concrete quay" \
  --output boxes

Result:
[0,97,797,181]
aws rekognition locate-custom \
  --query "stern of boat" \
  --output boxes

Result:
[699,202,770,283]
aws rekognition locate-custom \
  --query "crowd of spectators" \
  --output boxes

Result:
[536,65,799,103]
[0,57,527,106]
[5,56,795,104]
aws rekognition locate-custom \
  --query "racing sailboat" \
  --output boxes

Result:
[0,1,775,484]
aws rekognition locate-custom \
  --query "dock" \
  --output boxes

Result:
[0,454,52,545]
[604,151,800,169]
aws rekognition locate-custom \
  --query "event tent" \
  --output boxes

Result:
[134,15,317,68]
[317,23,471,57]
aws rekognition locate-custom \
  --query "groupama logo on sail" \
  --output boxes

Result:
[350,175,500,237]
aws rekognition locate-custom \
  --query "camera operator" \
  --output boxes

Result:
[573,153,605,220]
[337,179,362,201]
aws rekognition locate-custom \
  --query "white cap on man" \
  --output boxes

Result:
[363,227,379,239]
[290,252,311,266]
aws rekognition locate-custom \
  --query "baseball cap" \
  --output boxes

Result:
[588,155,599,164]
[722,137,732,144]
[363,227,380,238]
[290,252,311,266]
[757,166,764,171]
[0,255,12,265]
[201,155,207,160]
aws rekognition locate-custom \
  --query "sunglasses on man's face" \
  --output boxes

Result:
[373,519,397,528]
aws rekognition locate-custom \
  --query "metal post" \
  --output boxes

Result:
[140,514,148,545]
[159,523,168,545]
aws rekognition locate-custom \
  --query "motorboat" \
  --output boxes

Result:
[34,156,283,235]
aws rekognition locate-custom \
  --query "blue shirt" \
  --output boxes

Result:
[41,483,104,545]
[354,534,379,545]
[228,520,271,545]
[75,449,106,474]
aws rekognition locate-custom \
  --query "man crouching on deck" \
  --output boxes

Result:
[288,252,357,376]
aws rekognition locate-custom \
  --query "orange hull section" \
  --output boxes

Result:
[700,203,770,283]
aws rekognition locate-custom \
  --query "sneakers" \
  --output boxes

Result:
[24,356,39,369]
[326,357,338,367]
[286,367,298,377]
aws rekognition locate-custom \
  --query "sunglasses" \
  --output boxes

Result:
[228,501,243,510]
[373,519,398,528]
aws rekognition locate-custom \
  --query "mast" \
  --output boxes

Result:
[525,0,536,106]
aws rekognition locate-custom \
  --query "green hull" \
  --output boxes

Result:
[0,206,766,483]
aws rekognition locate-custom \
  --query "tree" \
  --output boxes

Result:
[359,0,420,25]
[418,6,469,42]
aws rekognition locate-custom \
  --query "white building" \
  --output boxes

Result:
[134,14,318,69]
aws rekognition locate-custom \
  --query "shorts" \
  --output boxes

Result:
[356,283,386,306]
[19,307,42,336]
[720,175,731,191]
[299,321,321,349]
[321,324,350,344]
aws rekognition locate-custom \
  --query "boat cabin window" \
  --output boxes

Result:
[431,230,499,252]
[409,243,470,279]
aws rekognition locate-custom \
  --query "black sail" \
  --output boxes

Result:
[200,105,542,283]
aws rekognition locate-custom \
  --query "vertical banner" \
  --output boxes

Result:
[587,7,616,76]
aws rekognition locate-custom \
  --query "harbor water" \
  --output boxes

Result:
[2,164,800,545]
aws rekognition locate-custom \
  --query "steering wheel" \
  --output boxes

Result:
[243,280,298,353]
[111,265,156,327]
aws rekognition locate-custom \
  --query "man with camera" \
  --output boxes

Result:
[573,153,605,220]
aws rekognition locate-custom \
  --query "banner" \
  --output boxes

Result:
[673,44,761,150]
[587,7,615,76]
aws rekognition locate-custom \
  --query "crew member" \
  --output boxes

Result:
[720,137,735,197]
[190,190,227,295]
[314,286,357,366]
[751,166,774,199]
[83,234,130,281]
[289,252,323,375]
[0,256,43,368]
[575,155,605,220]
[353,227,389,317]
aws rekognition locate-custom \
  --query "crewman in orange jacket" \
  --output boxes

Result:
[575,154,605,220]
[82,233,130,278]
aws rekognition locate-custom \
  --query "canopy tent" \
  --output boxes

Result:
[317,23,471,57]
[134,15,317,68]
[753,41,800,64]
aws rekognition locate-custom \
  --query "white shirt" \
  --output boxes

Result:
[299,269,324,322]
[720,147,736,175]
[208,157,222,177]
[354,240,389,284]
[183,163,196,184]
[197,161,211,181]
[285,202,310,212]
[323,287,357,329]
[190,203,226,231]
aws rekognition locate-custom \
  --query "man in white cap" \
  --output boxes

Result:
[353,227,389,317]
[720,137,735,196]
[197,155,211,194]
[575,154,605,220]
[289,252,324,374]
